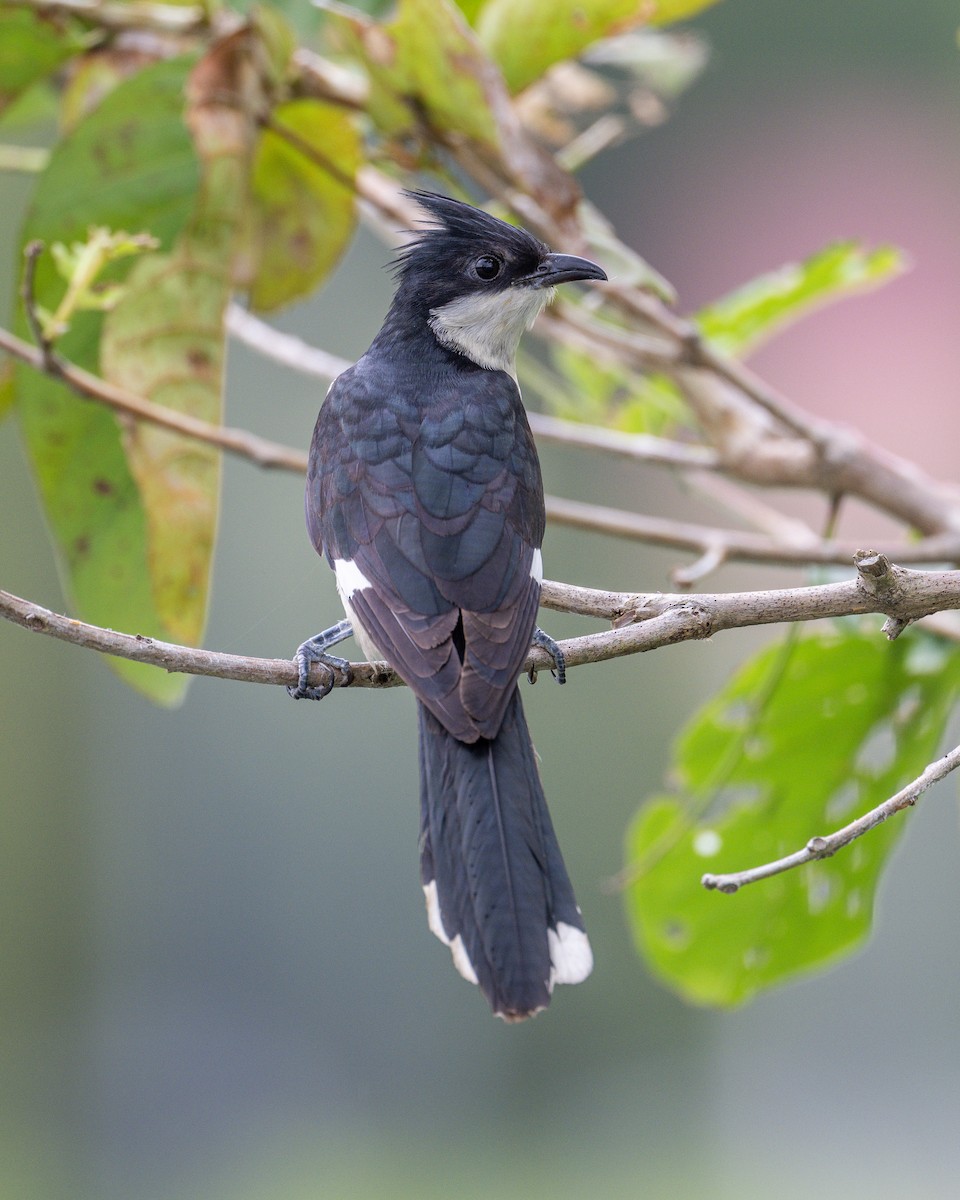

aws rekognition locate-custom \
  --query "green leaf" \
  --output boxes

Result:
[248,98,360,311]
[476,0,722,93]
[39,227,160,338]
[624,627,960,1007]
[251,3,300,89]
[544,332,691,435]
[328,0,501,146]
[697,242,906,358]
[59,46,149,132]
[13,56,201,704]
[453,0,487,22]
[648,0,723,20]
[0,361,13,422]
[0,10,87,115]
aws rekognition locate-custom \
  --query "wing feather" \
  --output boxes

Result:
[307,351,545,742]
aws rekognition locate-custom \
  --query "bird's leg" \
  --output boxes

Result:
[528,627,566,686]
[288,619,354,700]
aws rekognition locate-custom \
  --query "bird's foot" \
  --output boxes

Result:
[287,619,354,700]
[528,627,566,686]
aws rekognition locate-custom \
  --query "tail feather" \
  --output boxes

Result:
[418,688,591,1020]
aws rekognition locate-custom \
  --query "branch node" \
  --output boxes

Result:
[677,328,706,367]
[701,873,739,894]
[672,543,727,589]
[612,595,661,628]
[882,615,914,640]
[854,549,889,578]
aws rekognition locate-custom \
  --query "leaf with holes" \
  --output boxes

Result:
[624,627,960,1007]
[13,56,200,704]
[697,242,906,358]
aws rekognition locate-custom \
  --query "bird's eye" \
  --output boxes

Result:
[473,254,503,281]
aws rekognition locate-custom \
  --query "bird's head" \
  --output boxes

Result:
[391,191,607,373]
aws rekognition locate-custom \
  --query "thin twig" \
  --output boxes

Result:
[685,470,822,547]
[542,493,960,567]
[701,743,960,894]
[225,304,351,382]
[20,241,55,369]
[12,0,208,32]
[0,325,308,471]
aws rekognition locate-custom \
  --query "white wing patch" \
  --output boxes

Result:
[548,922,593,990]
[423,881,479,986]
[530,547,543,584]
[332,557,372,600]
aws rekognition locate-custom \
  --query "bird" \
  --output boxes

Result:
[289,191,607,1020]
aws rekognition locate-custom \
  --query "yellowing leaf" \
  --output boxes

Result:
[14,56,201,704]
[100,34,265,648]
[328,0,501,147]
[99,249,226,647]
[249,99,360,311]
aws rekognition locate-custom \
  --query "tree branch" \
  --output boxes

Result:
[701,742,960,894]
[4,555,960,691]
[225,304,351,382]
[542,494,960,568]
[0,324,308,471]
[12,0,208,33]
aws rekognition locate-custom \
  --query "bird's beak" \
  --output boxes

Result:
[525,252,608,289]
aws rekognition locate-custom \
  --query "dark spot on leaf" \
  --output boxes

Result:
[187,346,212,373]
[74,536,90,557]
[291,228,314,257]
[93,477,114,495]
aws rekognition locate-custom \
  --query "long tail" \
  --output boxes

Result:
[417,688,592,1021]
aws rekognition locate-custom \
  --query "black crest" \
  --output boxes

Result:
[390,191,548,309]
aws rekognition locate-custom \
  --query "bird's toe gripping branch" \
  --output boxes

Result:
[529,627,566,686]
[287,618,354,700]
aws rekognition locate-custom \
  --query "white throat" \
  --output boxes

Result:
[428,286,554,375]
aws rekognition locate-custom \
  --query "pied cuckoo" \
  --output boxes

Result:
[289,192,607,1020]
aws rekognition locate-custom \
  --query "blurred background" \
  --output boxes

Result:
[4,1,960,1196]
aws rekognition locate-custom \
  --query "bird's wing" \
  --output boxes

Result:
[308,359,545,742]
